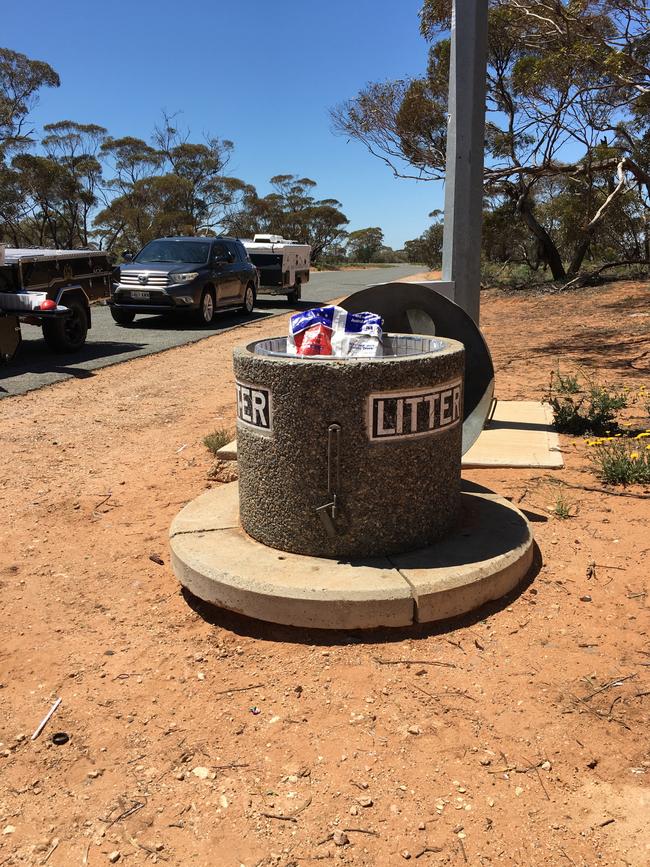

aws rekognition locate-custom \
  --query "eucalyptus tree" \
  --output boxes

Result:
[347,227,385,261]
[0,47,59,158]
[224,174,349,261]
[94,117,249,250]
[0,47,59,245]
[332,0,650,278]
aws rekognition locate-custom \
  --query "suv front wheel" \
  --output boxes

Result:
[111,308,136,325]
[196,288,215,325]
[242,283,256,315]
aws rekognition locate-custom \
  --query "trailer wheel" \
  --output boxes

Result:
[110,308,136,325]
[42,296,88,352]
[287,278,302,304]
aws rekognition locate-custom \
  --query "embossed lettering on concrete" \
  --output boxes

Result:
[368,379,463,442]
[236,381,273,433]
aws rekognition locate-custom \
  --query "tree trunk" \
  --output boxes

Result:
[567,164,630,276]
[567,238,591,276]
[516,194,566,279]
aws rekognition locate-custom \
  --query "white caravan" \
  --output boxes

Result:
[242,235,310,303]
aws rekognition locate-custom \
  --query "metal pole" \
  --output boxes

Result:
[441,0,489,324]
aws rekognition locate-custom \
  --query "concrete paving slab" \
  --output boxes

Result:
[216,401,562,469]
[391,489,533,623]
[216,439,238,461]
[170,481,534,630]
[462,400,563,468]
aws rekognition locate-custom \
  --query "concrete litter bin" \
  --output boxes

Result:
[171,310,534,629]
[233,334,465,559]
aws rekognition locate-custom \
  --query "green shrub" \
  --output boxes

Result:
[552,492,575,518]
[203,428,232,456]
[553,370,580,394]
[546,370,627,435]
[480,261,550,290]
[587,434,650,485]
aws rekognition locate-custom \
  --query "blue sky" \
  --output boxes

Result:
[4,0,444,249]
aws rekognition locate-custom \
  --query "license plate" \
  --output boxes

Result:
[131,290,150,300]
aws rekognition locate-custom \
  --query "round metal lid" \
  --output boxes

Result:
[340,282,495,454]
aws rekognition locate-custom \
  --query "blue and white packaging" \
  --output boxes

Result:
[288,305,383,357]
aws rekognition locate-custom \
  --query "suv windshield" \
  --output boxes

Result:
[135,240,211,265]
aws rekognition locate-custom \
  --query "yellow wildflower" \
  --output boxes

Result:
[630,451,639,459]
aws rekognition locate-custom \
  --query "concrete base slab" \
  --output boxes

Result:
[392,485,534,622]
[170,481,534,629]
[216,401,563,470]
[171,483,239,534]
[171,522,413,632]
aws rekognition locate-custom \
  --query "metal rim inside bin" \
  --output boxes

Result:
[249,333,449,359]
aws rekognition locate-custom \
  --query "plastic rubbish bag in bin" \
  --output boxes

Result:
[288,305,383,357]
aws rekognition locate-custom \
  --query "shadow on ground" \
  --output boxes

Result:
[0,339,146,389]
[600,292,650,314]
[535,331,649,374]
[116,307,278,333]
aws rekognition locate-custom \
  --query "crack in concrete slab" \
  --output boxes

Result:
[169,524,238,539]
[387,556,420,625]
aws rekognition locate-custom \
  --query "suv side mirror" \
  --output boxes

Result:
[122,250,134,262]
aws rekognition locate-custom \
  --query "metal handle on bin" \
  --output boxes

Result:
[316,423,341,536]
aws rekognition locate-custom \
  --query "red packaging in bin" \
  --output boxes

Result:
[293,322,333,356]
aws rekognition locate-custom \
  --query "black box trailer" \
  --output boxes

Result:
[0,246,113,362]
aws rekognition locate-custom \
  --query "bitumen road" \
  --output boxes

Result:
[0,264,424,398]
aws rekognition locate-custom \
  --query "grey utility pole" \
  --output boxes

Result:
[441,0,489,324]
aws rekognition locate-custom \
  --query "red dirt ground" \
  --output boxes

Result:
[0,279,648,867]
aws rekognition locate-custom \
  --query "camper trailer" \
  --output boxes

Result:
[0,245,112,362]
[242,235,310,303]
